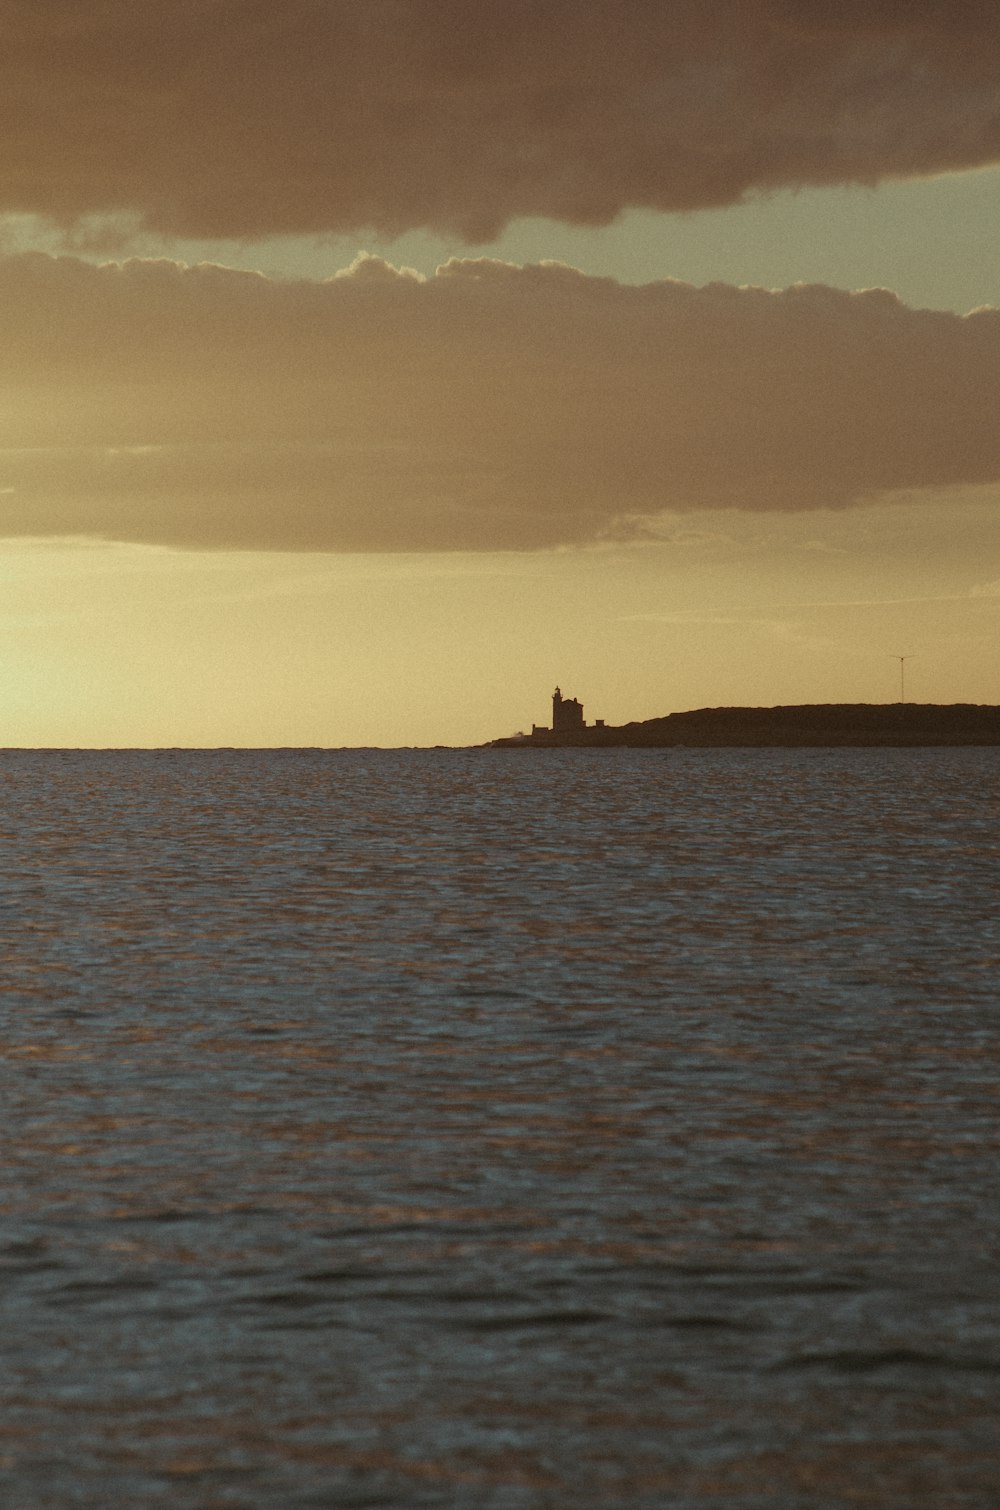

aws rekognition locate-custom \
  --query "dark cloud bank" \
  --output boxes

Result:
[3,1,1000,240]
[1,253,999,551]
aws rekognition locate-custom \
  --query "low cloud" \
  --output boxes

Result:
[3,2,1000,240]
[2,251,1000,551]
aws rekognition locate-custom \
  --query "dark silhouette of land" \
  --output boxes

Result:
[489,703,1000,748]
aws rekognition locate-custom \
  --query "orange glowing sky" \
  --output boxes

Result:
[1,1,999,745]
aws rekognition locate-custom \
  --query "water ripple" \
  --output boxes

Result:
[0,747,998,1507]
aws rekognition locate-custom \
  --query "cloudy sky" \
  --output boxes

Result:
[3,0,999,745]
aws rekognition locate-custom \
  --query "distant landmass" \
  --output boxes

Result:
[489,701,1000,748]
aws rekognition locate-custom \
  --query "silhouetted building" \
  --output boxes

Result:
[530,686,585,738]
[552,686,584,734]
[525,687,604,741]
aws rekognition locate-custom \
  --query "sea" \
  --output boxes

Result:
[0,746,998,1509]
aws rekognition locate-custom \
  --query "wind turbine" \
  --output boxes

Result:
[889,654,913,704]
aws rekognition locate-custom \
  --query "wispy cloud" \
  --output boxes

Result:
[621,592,992,622]
[772,594,995,609]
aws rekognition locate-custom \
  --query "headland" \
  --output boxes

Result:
[489,691,1000,748]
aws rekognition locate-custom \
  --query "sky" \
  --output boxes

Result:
[2,0,1000,746]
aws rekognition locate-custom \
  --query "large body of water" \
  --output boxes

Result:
[1,748,997,1508]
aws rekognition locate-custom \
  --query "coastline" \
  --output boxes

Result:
[487,703,1000,748]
